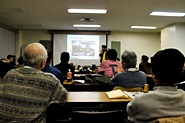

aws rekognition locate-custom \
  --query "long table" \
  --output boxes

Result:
[66,91,131,112]
[63,79,114,91]
[67,91,131,102]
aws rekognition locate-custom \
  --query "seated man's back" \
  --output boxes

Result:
[126,48,185,123]
[0,43,68,123]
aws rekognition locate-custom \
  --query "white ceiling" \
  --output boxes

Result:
[0,0,185,32]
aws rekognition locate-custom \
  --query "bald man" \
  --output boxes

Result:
[0,43,68,123]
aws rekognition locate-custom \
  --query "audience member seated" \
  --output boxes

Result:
[179,71,185,83]
[0,43,68,123]
[0,58,13,79]
[126,48,185,123]
[54,52,75,79]
[139,55,151,74]
[178,62,185,83]
[7,54,16,68]
[110,50,146,90]
[97,49,123,77]
[15,56,24,68]
[42,48,64,84]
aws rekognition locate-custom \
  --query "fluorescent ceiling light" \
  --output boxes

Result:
[150,12,185,17]
[68,9,107,14]
[73,24,101,27]
[131,26,157,29]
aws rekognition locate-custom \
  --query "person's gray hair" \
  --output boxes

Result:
[23,43,47,68]
[121,50,137,69]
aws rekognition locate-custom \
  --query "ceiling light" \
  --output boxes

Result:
[16,24,43,27]
[73,24,101,27]
[131,26,157,29]
[68,9,107,14]
[150,12,185,17]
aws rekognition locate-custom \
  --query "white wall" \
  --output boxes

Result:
[176,23,185,55]
[161,23,185,55]
[161,24,176,50]
[108,31,161,67]
[21,30,51,45]
[16,30,52,57]
[0,27,16,58]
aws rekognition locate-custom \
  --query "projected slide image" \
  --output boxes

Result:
[72,40,95,56]
[67,35,100,60]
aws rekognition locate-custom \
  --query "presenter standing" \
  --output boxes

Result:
[99,45,107,63]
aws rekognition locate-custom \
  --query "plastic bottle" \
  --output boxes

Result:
[117,66,121,73]
[67,69,72,82]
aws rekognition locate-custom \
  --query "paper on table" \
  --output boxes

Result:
[75,80,85,84]
[123,91,144,99]
[106,89,129,99]
[74,74,81,77]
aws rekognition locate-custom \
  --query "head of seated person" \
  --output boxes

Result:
[126,49,185,123]
[60,52,70,64]
[139,55,151,74]
[106,49,117,61]
[121,50,137,70]
[151,49,184,86]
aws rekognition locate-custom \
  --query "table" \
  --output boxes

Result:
[146,74,153,77]
[67,92,131,103]
[67,91,131,115]
[63,80,75,85]
[63,79,114,91]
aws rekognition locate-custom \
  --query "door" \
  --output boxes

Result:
[111,41,120,60]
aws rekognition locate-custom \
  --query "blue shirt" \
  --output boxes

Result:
[42,65,63,83]
[110,68,146,88]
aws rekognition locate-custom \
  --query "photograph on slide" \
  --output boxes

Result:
[67,35,99,60]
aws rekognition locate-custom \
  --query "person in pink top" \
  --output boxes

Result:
[97,49,124,77]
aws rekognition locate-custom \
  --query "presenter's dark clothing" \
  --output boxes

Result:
[42,64,64,83]
[54,62,75,78]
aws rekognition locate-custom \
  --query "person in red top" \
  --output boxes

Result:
[98,49,124,77]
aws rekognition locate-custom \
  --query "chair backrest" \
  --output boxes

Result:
[0,77,2,84]
[113,86,143,92]
[177,82,185,91]
[71,110,124,123]
[46,103,70,123]
[152,115,185,123]
[109,64,118,75]
[4,121,20,123]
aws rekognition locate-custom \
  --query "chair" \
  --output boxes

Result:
[3,121,20,123]
[146,76,155,90]
[46,103,71,123]
[71,110,125,123]
[0,77,3,84]
[113,86,143,92]
[152,115,185,123]
[177,82,185,91]
[109,64,118,75]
